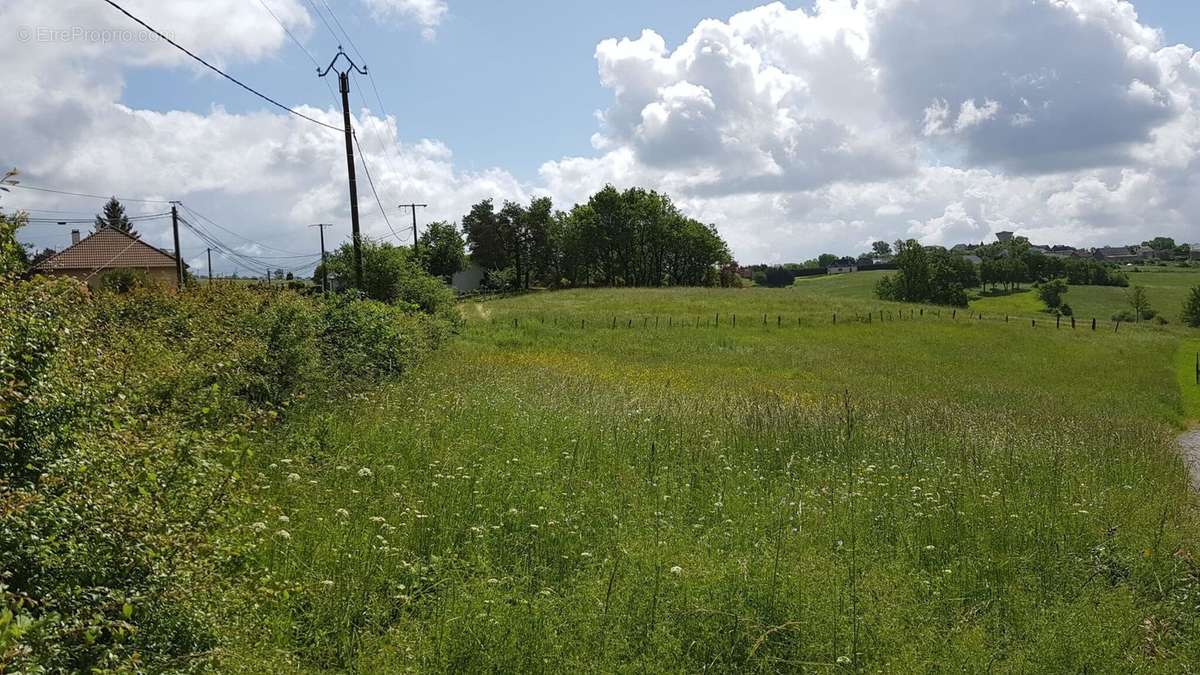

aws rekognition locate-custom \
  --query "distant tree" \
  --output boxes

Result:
[1037,278,1069,309]
[817,253,839,268]
[285,272,294,281]
[462,199,507,272]
[1181,285,1200,328]
[875,239,969,306]
[1143,236,1175,251]
[417,221,467,280]
[274,268,285,281]
[871,241,892,257]
[95,197,137,235]
[1125,285,1152,322]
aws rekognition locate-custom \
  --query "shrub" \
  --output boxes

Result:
[100,268,151,293]
[1182,285,1200,328]
[1059,303,1074,317]
[1037,278,1068,309]
[0,278,453,671]
[1111,309,1136,322]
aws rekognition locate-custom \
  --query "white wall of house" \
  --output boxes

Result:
[451,263,485,293]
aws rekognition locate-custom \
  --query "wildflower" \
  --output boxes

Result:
[321,580,334,589]
[370,516,386,524]
[358,467,373,478]
[836,656,851,665]
[336,508,350,518]
[275,530,291,540]
[924,545,935,551]
[487,578,500,585]
[277,515,290,523]
[669,566,683,575]
[249,521,267,532]
[286,473,301,482]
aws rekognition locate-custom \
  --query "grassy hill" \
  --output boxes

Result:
[792,266,1200,326]
[228,282,1200,671]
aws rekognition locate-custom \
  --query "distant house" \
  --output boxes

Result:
[995,231,1014,243]
[31,228,182,289]
[827,264,858,275]
[1045,246,1077,258]
[451,262,485,294]
[1093,246,1139,263]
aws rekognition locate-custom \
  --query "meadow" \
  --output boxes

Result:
[227,281,1200,672]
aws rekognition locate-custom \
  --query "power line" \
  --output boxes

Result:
[178,203,306,256]
[7,183,173,203]
[25,211,173,224]
[303,0,342,45]
[255,0,341,109]
[99,0,343,133]
[319,0,367,63]
[351,130,401,241]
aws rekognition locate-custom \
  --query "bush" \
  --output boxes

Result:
[1111,310,1136,322]
[1059,303,1074,317]
[320,240,458,320]
[1037,278,1068,309]
[100,267,152,293]
[0,278,453,671]
[1182,285,1200,328]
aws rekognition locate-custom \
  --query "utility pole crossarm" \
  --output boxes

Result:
[310,223,332,293]
[398,203,428,250]
[319,48,369,288]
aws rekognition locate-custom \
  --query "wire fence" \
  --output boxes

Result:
[473,307,1164,336]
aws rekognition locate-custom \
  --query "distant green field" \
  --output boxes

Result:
[233,282,1200,672]
[789,267,1200,327]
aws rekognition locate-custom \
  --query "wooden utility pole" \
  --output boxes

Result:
[310,223,332,292]
[319,48,368,287]
[206,247,213,284]
[398,203,428,249]
[170,202,183,290]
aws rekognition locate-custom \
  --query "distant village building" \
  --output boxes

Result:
[1093,246,1141,263]
[31,228,182,289]
[827,263,858,275]
[995,231,1014,243]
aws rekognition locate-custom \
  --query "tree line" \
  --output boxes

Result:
[876,237,1132,307]
[452,185,732,289]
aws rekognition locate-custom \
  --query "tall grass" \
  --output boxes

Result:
[227,287,1200,671]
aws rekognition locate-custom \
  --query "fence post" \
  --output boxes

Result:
[763,313,767,325]
[1071,317,1076,329]
[833,313,837,324]
[777,315,782,327]
[1092,318,1096,331]
[582,319,586,329]
[1114,320,1121,333]
[1031,319,1036,328]
[628,319,632,328]
[1056,315,1060,329]
[733,314,737,328]
[920,308,924,316]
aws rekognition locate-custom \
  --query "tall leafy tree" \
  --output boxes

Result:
[95,197,136,235]
[417,221,467,280]
[462,199,507,271]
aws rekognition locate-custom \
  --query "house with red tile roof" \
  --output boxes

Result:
[31,228,182,289]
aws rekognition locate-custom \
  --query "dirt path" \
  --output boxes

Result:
[1182,430,1200,492]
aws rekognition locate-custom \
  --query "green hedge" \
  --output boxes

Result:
[0,278,454,672]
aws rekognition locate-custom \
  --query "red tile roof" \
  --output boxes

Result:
[33,228,180,273]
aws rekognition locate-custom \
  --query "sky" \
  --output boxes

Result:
[4,0,1200,276]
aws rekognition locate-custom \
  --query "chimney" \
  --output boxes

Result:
[70,230,81,246]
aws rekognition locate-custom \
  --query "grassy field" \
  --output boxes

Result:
[228,284,1200,672]
[968,268,1200,324]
